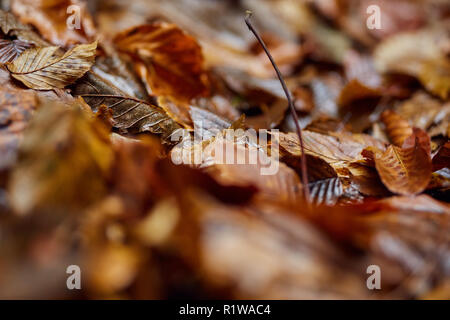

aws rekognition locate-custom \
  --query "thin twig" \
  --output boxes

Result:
[244,11,310,203]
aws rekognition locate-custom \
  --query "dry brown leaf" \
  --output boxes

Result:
[308,177,343,206]
[0,85,37,170]
[374,25,450,99]
[0,9,49,46]
[8,98,113,215]
[432,141,450,172]
[72,58,182,143]
[396,92,449,137]
[373,129,432,195]
[380,109,413,147]
[0,38,32,64]
[338,79,381,107]
[6,41,97,90]
[114,23,209,103]
[11,0,96,47]
[279,130,386,172]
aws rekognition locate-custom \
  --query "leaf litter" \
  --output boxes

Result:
[0,0,449,299]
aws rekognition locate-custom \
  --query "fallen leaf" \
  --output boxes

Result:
[380,110,413,147]
[6,41,97,90]
[8,98,113,215]
[72,60,181,142]
[373,129,432,195]
[308,177,343,206]
[374,25,450,99]
[432,141,450,172]
[11,0,96,47]
[0,38,32,64]
[0,9,49,46]
[0,85,37,170]
[114,23,209,103]
[396,92,449,137]
[338,79,381,108]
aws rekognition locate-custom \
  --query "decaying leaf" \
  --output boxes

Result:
[6,41,97,90]
[0,9,49,46]
[114,23,209,103]
[0,85,37,170]
[373,129,432,195]
[380,110,413,147]
[1,0,449,301]
[374,25,450,99]
[72,59,182,142]
[308,177,343,206]
[433,141,450,172]
[8,98,113,215]
[0,38,31,63]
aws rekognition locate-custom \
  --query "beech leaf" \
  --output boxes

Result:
[6,41,97,90]
[374,129,432,195]
[114,23,209,103]
[0,38,32,64]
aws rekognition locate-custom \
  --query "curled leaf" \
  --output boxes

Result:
[380,109,413,147]
[6,41,97,90]
[308,177,343,206]
[374,25,450,99]
[373,129,432,195]
[114,23,209,103]
[0,38,32,64]
[72,60,181,142]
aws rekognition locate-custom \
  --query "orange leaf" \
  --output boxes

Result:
[114,23,209,103]
[380,109,413,147]
[432,141,450,172]
[374,129,432,195]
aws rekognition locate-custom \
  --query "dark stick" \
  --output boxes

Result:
[244,11,310,203]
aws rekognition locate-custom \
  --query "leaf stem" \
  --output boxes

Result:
[244,11,310,203]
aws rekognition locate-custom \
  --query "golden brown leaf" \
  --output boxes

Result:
[380,109,413,147]
[72,59,182,143]
[373,129,432,195]
[308,177,343,206]
[8,98,113,215]
[0,9,49,46]
[338,79,381,107]
[374,25,450,99]
[0,86,37,170]
[114,23,209,103]
[6,41,97,90]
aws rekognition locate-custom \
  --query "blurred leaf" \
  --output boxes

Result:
[11,0,96,47]
[308,177,343,206]
[380,110,413,147]
[8,98,113,215]
[0,9,48,46]
[0,86,36,170]
[114,23,209,103]
[433,141,450,172]
[374,25,450,99]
